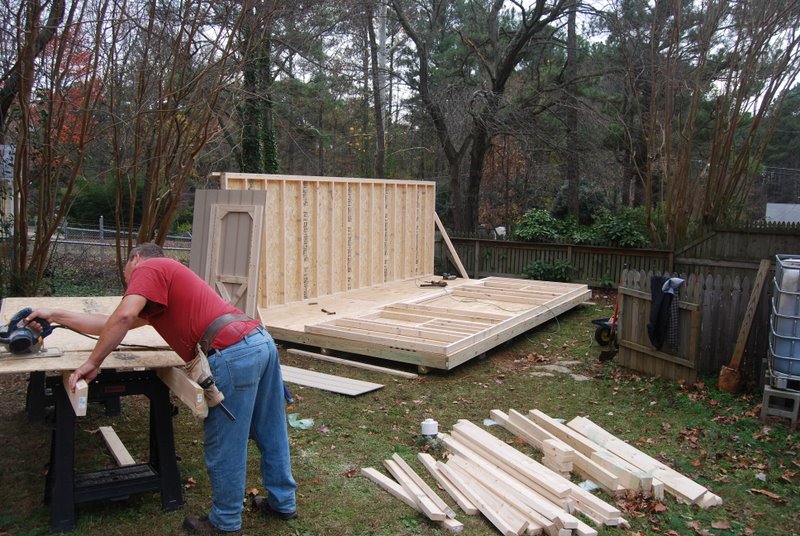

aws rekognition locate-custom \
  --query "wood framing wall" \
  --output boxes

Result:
[207,173,436,308]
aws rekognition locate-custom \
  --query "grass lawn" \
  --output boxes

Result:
[0,295,798,535]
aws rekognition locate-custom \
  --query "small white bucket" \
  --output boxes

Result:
[420,418,438,437]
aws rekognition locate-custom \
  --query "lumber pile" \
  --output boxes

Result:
[492,409,721,508]
[363,410,721,535]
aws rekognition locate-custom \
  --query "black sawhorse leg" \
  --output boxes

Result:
[44,370,183,533]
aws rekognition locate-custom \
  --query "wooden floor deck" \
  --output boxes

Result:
[260,276,591,371]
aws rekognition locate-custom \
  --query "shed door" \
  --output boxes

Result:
[204,204,264,317]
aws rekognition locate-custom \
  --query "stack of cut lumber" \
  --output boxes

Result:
[362,453,464,533]
[491,409,722,508]
[437,419,624,535]
[363,419,624,535]
[564,415,722,508]
[362,411,721,536]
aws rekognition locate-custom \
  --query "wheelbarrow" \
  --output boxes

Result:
[592,293,619,362]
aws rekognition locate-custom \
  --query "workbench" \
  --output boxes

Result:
[1,297,188,532]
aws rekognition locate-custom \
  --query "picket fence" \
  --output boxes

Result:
[617,268,771,385]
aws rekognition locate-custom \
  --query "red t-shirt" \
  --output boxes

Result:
[124,257,259,361]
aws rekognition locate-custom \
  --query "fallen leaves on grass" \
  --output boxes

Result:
[185,477,197,489]
[616,490,667,518]
[524,352,549,363]
[342,467,358,478]
[687,519,712,535]
[747,488,787,503]
[677,427,707,448]
[779,469,796,483]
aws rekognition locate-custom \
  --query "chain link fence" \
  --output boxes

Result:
[50,218,191,264]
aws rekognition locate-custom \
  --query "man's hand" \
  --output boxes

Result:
[69,361,100,391]
[24,308,57,332]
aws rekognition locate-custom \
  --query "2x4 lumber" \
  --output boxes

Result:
[98,426,135,466]
[505,410,621,494]
[360,467,464,533]
[391,453,456,518]
[280,365,383,396]
[385,302,510,322]
[437,461,529,536]
[383,459,447,521]
[439,433,574,514]
[434,212,469,279]
[362,467,418,510]
[566,416,713,506]
[157,366,208,418]
[306,323,446,354]
[61,371,88,417]
[453,420,623,524]
[417,453,479,515]
[590,450,651,492]
[447,456,553,536]
[451,420,572,498]
[286,348,418,379]
[334,317,463,343]
[447,455,566,536]
[527,409,605,458]
[444,434,572,523]
[489,410,576,476]
[451,287,552,305]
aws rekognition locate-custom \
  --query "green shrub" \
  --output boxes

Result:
[594,206,650,248]
[552,216,597,243]
[511,208,559,241]
[521,259,572,282]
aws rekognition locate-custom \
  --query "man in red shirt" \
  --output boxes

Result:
[28,243,297,535]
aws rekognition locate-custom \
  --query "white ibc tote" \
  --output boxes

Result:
[769,255,800,385]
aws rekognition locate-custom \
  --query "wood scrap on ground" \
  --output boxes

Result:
[280,365,383,396]
[286,348,418,378]
[98,426,135,466]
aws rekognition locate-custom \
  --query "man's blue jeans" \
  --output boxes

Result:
[203,327,297,531]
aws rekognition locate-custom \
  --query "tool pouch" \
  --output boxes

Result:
[185,345,225,408]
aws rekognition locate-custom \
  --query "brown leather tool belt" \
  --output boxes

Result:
[197,313,252,356]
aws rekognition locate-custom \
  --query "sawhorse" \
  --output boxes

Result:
[44,369,183,532]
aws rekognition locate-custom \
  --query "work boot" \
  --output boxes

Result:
[183,515,242,535]
[252,496,298,520]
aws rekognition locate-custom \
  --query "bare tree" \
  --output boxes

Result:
[2,0,104,295]
[607,0,800,247]
[391,0,570,232]
[100,0,251,274]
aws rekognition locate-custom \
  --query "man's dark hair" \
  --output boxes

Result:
[129,242,165,260]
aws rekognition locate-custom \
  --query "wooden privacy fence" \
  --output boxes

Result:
[438,238,672,287]
[618,267,773,385]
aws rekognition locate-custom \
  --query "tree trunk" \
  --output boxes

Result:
[565,1,579,218]
[366,0,386,177]
[260,37,279,173]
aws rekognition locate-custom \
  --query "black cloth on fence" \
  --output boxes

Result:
[647,275,672,350]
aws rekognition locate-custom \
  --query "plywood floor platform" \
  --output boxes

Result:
[260,276,591,370]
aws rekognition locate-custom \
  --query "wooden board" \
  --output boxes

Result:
[262,277,590,370]
[99,426,136,466]
[1,296,169,353]
[286,348,418,378]
[280,365,383,396]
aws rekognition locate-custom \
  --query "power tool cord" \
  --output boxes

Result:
[51,324,171,351]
